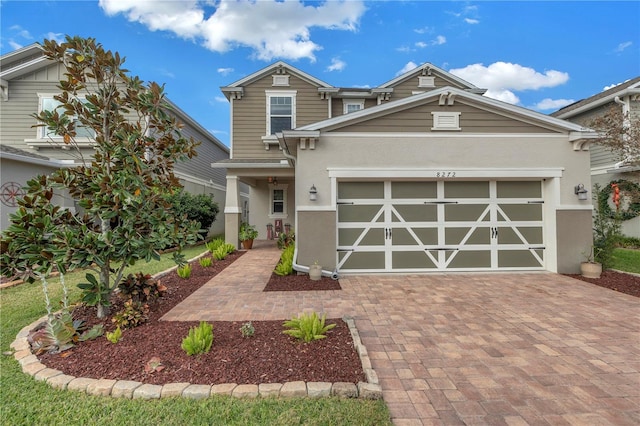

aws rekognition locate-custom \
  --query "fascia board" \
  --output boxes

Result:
[554,87,640,119]
[0,56,52,80]
[377,62,481,91]
[0,43,42,64]
[163,98,229,154]
[298,86,591,134]
[224,60,334,89]
[0,151,73,168]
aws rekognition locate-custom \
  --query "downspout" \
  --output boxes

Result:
[613,96,631,168]
[278,133,339,280]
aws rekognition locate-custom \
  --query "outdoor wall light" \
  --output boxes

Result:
[309,184,317,201]
[574,183,588,201]
[268,176,278,186]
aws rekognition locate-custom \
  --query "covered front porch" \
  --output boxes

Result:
[213,158,296,247]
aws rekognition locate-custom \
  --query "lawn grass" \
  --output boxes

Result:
[0,245,391,426]
[610,248,640,274]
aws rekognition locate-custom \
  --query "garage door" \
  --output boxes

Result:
[337,181,544,272]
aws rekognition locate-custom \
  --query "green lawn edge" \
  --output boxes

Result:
[0,246,391,426]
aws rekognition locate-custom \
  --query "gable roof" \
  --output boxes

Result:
[551,76,640,119]
[297,85,593,136]
[377,62,486,95]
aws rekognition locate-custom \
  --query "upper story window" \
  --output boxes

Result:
[266,91,296,135]
[343,100,364,114]
[37,95,96,139]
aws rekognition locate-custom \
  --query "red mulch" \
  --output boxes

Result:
[36,252,364,385]
[565,270,640,298]
[264,273,341,291]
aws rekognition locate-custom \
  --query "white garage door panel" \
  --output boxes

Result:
[337,180,544,272]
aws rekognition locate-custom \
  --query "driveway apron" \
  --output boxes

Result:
[164,243,640,425]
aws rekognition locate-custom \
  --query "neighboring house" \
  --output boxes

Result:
[0,43,246,235]
[552,77,640,238]
[215,61,596,274]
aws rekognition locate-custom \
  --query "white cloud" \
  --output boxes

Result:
[449,62,569,104]
[214,96,228,103]
[396,61,418,77]
[614,41,632,53]
[9,25,32,39]
[8,40,23,50]
[415,42,427,49]
[217,67,234,76]
[327,57,346,72]
[464,18,479,24]
[433,35,446,45]
[534,98,575,111]
[414,26,432,35]
[99,0,366,62]
[396,45,413,53]
[45,32,65,44]
[415,36,445,49]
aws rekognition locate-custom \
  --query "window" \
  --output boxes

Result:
[269,184,288,219]
[266,91,296,135]
[343,100,364,114]
[38,95,95,139]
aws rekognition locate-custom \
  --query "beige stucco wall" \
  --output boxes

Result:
[556,210,594,274]
[293,133,592,273]
[248,179,296,241]
[297,211,336,269]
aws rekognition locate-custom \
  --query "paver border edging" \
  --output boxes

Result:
[10,314,382,400]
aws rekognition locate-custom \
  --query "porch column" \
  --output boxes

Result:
[224,175,241,247]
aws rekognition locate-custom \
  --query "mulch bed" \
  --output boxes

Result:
[565,270,640,298]
[264,273,341,291]
[36,252,364,386]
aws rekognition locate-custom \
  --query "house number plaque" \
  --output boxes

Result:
[435,172,457,178]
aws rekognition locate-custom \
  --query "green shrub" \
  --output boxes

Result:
[177,264,192,279]
[118,272,166,303]
[165,190,219,235]
[206,237,225,253]
[181,321,214,356]
[239,223,259,241]
[593,187,622,269]
[274,244,295,276]
[29,310,104,354]
[618,235,640,249]
[240,321,255,338]
[199,256,212,267]
[112,300,149,329]
[283,312,336,343]
[213,243,235,260]
[106,326,123,344]
[277,231,295,249]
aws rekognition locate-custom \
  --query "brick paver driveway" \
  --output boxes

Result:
[164,243,640,425]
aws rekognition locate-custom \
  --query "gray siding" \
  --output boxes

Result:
[388,74,467,100]
[331,102,559,134]
[174,121,228,188]
[232,73,329,159]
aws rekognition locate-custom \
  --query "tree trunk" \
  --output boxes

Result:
[97,304,110,318]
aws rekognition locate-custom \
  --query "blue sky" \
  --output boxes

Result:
[1,1,638,147]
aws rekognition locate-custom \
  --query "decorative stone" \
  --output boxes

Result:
[67,377,98,392]
[133,384,162,399]
[10,340,29,352]
[22,361,46,376]
[331,382,358,398]
[357,382,383,400]
[364,368,379,384]
[161,382,190,398]
[232,384,259,398]
[18,354,40,367]
[258,383,282,397]
[182,384,211,399]
[210,383,237,395]
[87,379,117,396]
[46,374,75,390]
[111,380,143,399]
[13,349,33,361]
[34,368,62,382]
[280,381,307,398]
[307,382,332,398]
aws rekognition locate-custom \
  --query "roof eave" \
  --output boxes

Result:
[554,88,640,119]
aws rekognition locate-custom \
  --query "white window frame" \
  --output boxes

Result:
[265,90,296,136]
[431,111,461,131]
[269,184,289,219]
[343,99,365,114]
[36,94,96,140]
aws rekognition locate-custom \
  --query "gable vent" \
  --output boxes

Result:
[272,75,290,86]
[431,112,461,131]
[418,76,435,88]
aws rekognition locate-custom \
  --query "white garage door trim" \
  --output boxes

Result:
[337,180,546,273]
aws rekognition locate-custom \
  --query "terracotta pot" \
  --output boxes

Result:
[241,239,254,250]
[309,264,322,281]
[580,261,602,279]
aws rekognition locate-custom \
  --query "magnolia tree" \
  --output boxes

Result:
[0,36,201,317]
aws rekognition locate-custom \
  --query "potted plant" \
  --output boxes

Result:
[238,223,258,249]
[580,247,602,279]
[309,261,322,281]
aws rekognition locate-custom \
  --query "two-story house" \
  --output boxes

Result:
[0,43,247,235]
[552,77,640,238]
[215,61,596,275]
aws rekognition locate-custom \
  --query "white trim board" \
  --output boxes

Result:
[328,168,565,179]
